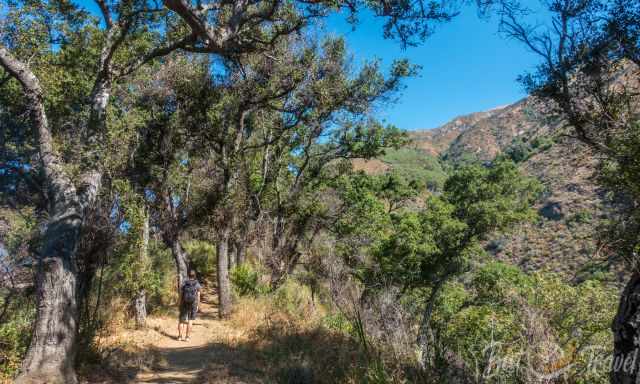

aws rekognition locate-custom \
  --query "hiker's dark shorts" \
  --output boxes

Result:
[179,302,197,323]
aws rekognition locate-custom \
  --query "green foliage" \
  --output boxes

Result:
[443,160,542,235]
[380,148,447,190]
[322,312,354,335]
[471,260,534,303]
[230,264,267,297]
[109,180,155,296]
[333,172,393,256]
[369,160,541,290]
[567,210,593,228]
[0,293,35,380]
[503,137,533,163]
[432,262,616,383]
[501,135,555,163]
[272,279,314,319]
[441,151,482,168]
[145,242,179,310]
[599,120,640,259]
[183,240,216,279]
[0,207,36,260]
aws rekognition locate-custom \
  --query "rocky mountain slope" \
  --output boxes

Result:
[360,96,621,283]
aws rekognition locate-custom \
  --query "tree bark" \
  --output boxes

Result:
[228,241,237,271]
[134,210,149,329]
[417,280,445,370]
[611,272,640,384]
[235,240,246,266]
[16,215,83,384]
[134,290,147,329]
[0,45,102,384]
[171,240,189,293]
[217,226,232,318]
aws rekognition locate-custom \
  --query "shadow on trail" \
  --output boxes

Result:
[152,326,180,341]
[191,321,363,384]
[91,321,364,383]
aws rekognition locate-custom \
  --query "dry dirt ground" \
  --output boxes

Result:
[87,288,269,384]
[82,282,355,384]
[134,300,236,383]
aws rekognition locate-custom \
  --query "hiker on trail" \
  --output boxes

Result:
[178,270,202,341]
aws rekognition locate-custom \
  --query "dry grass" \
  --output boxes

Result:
[82,282,369,384]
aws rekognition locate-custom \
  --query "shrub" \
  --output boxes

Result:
[0,292,35,381]
[504,137,533,163]
[431,262,616,383]
[322,312,354,335]
[273,279,314,319]
[230,264,265,297]
[531,135,554,151]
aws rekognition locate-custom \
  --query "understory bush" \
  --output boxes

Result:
[231,264,267,296]
[0,292,35,382]
[273,279,316,319]
[431,261,617,383]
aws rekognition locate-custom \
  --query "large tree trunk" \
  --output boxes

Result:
[0,45,102,384]
[611,272,640,383]
[15,215,83,384]
[217,226,232,318]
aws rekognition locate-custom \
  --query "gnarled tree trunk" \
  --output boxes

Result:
[16,215,83,384]
[217,225,232,318]
[0,45,102,384]
[611,272,640,383]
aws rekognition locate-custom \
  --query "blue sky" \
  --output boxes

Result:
[325,5,541,130]
[75,1,541,131]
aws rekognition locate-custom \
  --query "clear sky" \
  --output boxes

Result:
[324,5,541,130]
[75,1,542,131]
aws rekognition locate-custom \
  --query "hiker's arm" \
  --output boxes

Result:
[196,290,200,311]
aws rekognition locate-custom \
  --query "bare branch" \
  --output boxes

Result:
[114,33,197,78]
[95,0,113,28]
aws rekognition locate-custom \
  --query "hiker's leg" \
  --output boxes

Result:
[186,319,192,338]
[178,305,187,340]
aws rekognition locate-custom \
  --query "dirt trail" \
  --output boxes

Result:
[91,284,341,384]
[131,289,252,384]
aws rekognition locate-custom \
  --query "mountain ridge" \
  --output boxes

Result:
[362,95,622,283]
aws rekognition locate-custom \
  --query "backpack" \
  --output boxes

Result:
[182,280,198,304]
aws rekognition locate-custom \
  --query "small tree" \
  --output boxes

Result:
[369,160,541,368]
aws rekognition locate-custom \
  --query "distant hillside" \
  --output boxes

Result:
[361,96,621,283]
[411,108,506,157]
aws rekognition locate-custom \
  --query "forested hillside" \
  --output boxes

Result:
[363,96,622,283]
